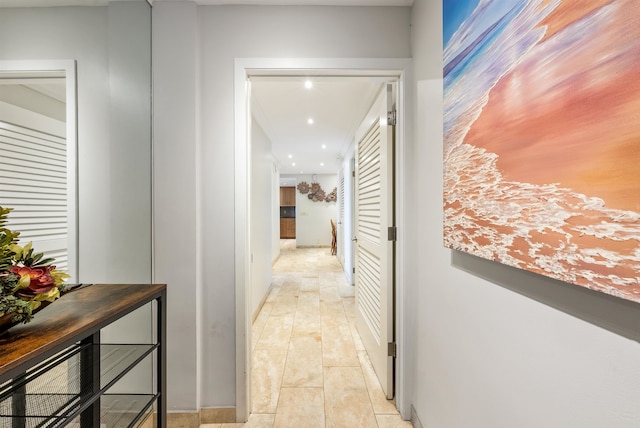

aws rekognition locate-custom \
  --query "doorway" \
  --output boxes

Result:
[234,58,411,422]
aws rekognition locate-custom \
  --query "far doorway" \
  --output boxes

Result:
[254,79,397,404]
[236,58,410,422]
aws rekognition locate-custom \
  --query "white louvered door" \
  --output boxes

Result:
[338,168,345,268]
[354,84,395,399]
[0,112,69,272]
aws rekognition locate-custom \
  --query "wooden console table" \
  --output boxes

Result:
[0,283,166,427]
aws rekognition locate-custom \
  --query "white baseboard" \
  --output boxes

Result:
[411,405,424,428]
[252,282,274,322]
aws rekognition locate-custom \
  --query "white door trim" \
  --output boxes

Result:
[234,57,412,421]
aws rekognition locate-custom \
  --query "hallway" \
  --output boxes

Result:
[203,245,411,427]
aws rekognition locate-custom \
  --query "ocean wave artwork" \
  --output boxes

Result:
[443,0,640,303]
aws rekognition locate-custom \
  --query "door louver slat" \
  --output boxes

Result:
[0,120,69,272]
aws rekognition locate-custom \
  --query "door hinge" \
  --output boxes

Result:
[352,170,355,178]
[388,226,397,242]
[387,109,397,126]
[388,342,397,358]
[352,267,356,274]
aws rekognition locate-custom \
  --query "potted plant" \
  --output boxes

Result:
[0,206,69,333]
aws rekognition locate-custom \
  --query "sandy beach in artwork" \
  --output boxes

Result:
[464,0,640,213]
[443,0,640,302]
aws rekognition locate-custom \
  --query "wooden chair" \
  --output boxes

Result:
[330,219,337,255]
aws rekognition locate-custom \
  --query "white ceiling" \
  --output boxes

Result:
[0,72,66,102]
[251,76,387,175]
[0,0,412,6]
[165,0,412,5]
[0,0,111,6]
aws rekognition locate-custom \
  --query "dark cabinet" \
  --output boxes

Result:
[280,187,296,206]
[280,218,296,239]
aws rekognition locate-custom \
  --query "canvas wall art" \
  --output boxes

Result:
[443,0,640,303]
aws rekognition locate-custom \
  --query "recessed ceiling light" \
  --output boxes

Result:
[292,162,296,166]
[320,162,324,166]
[304,80,313,89]
[288,154,292,159]
[307,118,314,125]
[322,144,326,149]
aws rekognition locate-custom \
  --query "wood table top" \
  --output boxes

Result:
[0,283,166,381]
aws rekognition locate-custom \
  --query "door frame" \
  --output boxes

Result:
[234,57,412,421]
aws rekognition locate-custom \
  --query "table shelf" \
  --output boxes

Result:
[0,284,166,428]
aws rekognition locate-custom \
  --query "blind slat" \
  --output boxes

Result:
[0,118,70,274]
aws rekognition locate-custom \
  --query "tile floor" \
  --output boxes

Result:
[202,242,412,428]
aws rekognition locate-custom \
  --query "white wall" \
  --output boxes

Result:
[0,84,65,121]
[153,2,411,411]
[106,2,152,283]
[282,174,337,247]
[153,2,199,411]
[271,165,281,265]
[250,118,274,318]
[409,1,640,427]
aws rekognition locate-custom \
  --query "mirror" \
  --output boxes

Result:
[0,0,153,405]
[0,61,78,282]
[0,1,152,284]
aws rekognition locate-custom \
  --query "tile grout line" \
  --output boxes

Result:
[253,246,405,428]
[274,273,298,421]
[319,274,328,428]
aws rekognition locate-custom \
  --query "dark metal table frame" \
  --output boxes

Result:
[0,284,166,428]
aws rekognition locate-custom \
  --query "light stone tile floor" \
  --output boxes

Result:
[201,241,412,428]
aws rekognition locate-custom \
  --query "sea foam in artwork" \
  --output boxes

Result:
[444,0,640,302]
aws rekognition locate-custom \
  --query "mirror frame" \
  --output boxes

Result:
[0,59,78,282]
